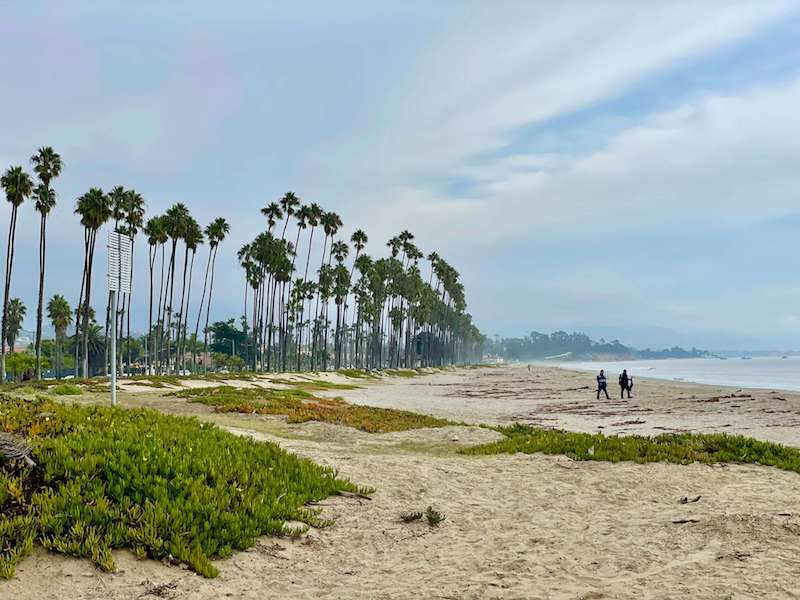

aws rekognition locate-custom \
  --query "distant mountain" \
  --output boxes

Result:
[487,330,708,361]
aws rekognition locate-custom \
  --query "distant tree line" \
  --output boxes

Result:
[486,331,708,361]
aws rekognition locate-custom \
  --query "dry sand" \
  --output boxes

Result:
[5,364,800,599]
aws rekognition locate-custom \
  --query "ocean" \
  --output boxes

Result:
[551,356,800,392]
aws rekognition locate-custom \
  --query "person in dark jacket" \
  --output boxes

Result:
[619,369,631,398]
[596,369,609,399]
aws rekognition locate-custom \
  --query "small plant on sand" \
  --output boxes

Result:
[425,506,446,526]
[51,383,82,396]
[400,511,423,523]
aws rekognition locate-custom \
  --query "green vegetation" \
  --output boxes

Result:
[399,506,445,526]
[461,424,800,474]
[425,506,446,526]
[0,395,364,579]
[400,511,422,522]
[51,383,82,396]
[484,331,707,362]
[380,369,421,378]
[171,385,453,433]
[337,369,380,379]
[128,375,185,388]
[270,377,360,391]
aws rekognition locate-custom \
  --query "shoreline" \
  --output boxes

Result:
[526,355,800,393]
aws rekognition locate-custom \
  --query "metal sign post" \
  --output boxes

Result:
[108,231,131,406]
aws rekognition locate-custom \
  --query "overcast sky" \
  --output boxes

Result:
[2,2,800,350]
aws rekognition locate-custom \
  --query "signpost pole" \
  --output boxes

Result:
[110,289,117,406]
[108,230,130,407]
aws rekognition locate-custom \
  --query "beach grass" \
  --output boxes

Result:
[171,385,453,433]
[461,423,800,474]
[269,377,361,391]
[50,383,82,396]
[337,368,380,379]
[0,394,364,579]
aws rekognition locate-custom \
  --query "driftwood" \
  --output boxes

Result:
[0,432,37,468]
[679,495,702,504]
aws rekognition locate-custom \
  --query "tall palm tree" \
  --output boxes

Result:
[339,229,367,367]
[5,298,26,353]
[144,216,166,374]
[104,186,127,375]
[260,202,282,233]
[317,211,342,369]
[47,294,72,379]
[75,187,111,377]
[30,147,62,380]
[161,203,189,373]
[0,166,33,382]
[119,189,144,374]
[178,217,202,372]
[196,217,229,372]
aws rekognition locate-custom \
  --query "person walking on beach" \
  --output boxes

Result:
[596,369,609,399]
[619,369,631,399]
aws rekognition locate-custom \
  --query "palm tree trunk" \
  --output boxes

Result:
[175,242,189,373]
[82,230,98,378]
[1,206,19,383]
[125,235,135,375]
[147,245,156,374]
[202,246,219,374]
[180,249,196,373]
[193,244,213,369]
[35,212,47,379]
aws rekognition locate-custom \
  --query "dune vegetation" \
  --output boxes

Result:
[462,423,800,474]
[0,395,365,579]
[171,385,453,433]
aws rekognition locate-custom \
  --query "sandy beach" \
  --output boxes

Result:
[5,364,800,599]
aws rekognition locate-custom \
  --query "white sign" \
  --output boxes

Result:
[108,231,132,294]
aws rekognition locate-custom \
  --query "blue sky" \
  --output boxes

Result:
[2,2,800,350]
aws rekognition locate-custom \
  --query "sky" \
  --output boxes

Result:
[1,2,800,351]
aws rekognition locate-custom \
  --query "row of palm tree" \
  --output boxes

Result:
[1,148,483,381]
[236,193,484,372]
[1,147,233,380]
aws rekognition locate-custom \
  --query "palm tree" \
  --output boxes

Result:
[178,217,203,372]
[340,229,367,366]
[161,203,189,373]
[260,202,283,233]
[196,217,229,372]
[1,166,33,381]
[30,147,63,380]
[75,188,111,377]
[121,189,145,374]
[5,298,26,353]
[144,216,167,373]
[47,294,72,379]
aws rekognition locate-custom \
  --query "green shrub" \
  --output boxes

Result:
[425,506,446,526]
[51,383,82,396]
[461,423,800,474]
[337,369,379,380]
[0,395,366,578]
[171,386,453,433]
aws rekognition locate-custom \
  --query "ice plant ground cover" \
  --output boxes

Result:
[461,423,800,473]
[170,385,454,433]
[0,395,367,579]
